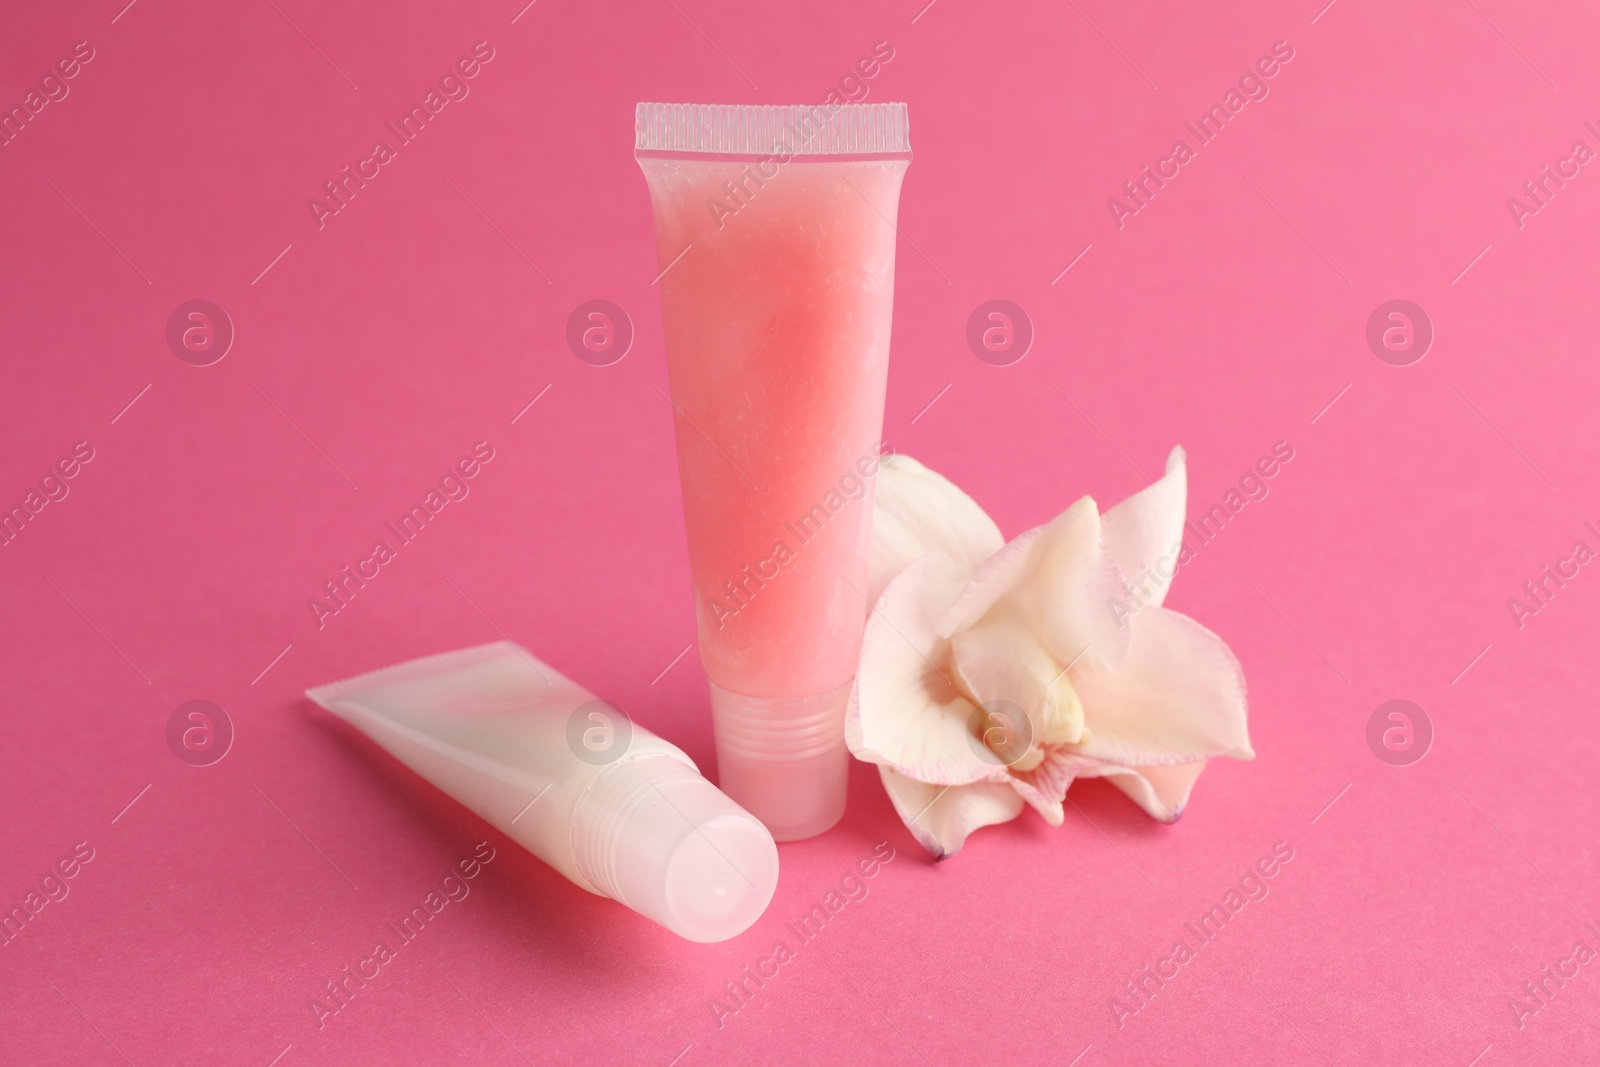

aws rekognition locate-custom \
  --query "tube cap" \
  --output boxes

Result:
[710,680,852,842]
[570,755,778,943]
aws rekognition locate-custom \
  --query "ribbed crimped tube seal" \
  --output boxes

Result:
[634,101,911,158]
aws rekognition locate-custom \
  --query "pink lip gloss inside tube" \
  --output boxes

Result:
[636,102,911,840]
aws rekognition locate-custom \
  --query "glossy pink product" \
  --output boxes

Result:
[306,642,778,943]
[636,102,911,840]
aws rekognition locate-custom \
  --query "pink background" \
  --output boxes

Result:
[3,0,1598,1063]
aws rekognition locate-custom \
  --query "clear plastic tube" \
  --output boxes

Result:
[306,642,778,943]
[636,102,911,840]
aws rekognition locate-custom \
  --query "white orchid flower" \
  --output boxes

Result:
[845,448,1252,858]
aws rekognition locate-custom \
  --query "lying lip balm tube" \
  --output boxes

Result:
[306,642,778,943]
[636,101,911,841]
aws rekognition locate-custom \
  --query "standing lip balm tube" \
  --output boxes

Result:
[306,642,778,943]
[636,102,911,840]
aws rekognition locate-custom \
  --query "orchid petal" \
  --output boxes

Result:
[1101,446,1188,612]
[940,497,1132,671]
[1110,761,1209,821]
[877,766,1025,858]
[1073,759,1208,823]
[1071,606,1252,766]
[847,553,997,786]
[867,453,1005,604]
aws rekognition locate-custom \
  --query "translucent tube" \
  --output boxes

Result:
[306,642,778,942]
[637,102,911,840]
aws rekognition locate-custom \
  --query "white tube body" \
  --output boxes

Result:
[307,642,779,942]
[309,643,673,891]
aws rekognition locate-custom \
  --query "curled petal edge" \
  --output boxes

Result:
[1076,759,1212,823]
[1101,445,1188,612]
[877,766,1026,858]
